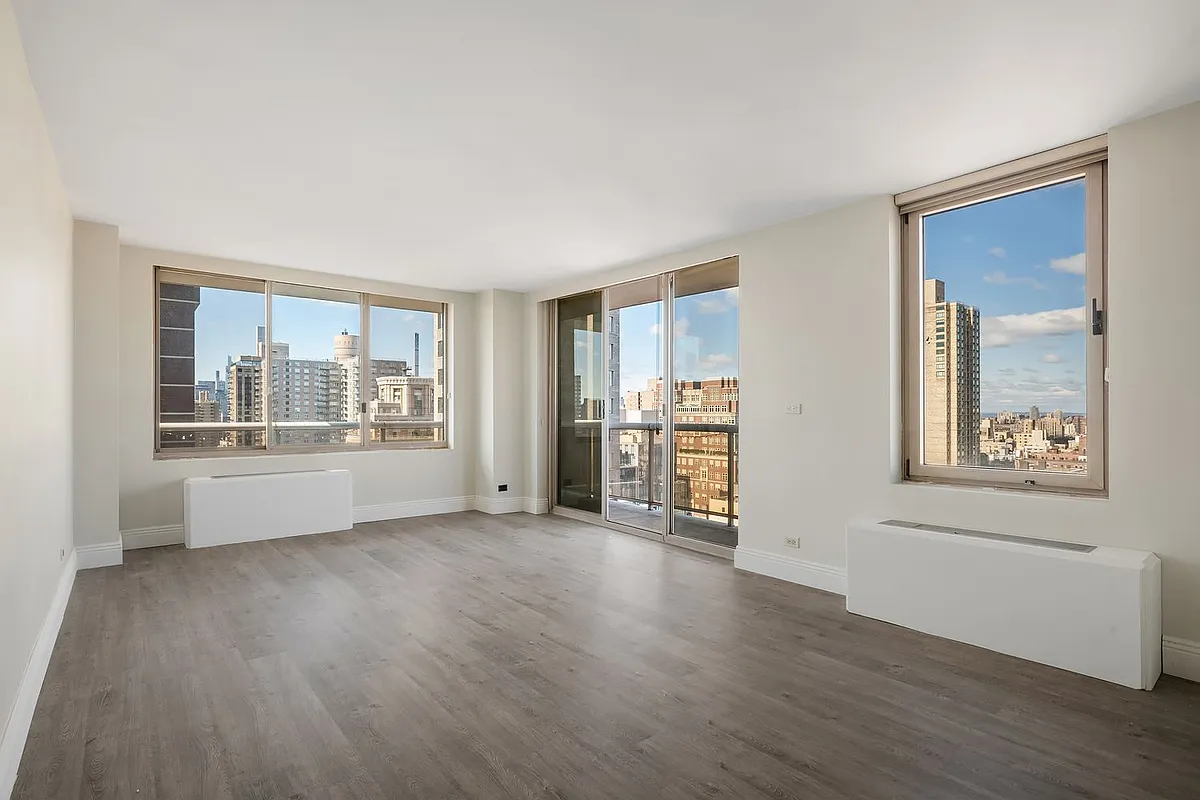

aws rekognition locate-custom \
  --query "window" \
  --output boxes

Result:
[367,294,446,445]
[157,272,264,451]
[899,139,1106,493]
[270,283,359,447]
[154,267,449,456]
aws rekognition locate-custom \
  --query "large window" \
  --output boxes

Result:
[155,267,449,456]
[899,141,1106,493]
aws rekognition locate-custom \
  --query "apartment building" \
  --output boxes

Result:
[922,278,981,467]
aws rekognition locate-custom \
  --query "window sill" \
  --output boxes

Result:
[901,475,1107,500]
[154,442,451,460]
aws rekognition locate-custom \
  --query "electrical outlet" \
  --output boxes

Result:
[785,403,803,415]
[784,537,799,548]
[59,548,65,560]
[498,484,509,492]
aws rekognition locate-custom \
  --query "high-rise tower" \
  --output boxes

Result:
[923,279,981,466]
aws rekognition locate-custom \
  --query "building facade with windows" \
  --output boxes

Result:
[922,278,981,467]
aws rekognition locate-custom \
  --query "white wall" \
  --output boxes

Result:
[73,221,121,548]
[0,0,75,784]
[491,291,526,500]
[474,289,528,508]
[475,290,497,500]
[522,299,549,507]
[532,100,1200,649]
[118,246,478,533]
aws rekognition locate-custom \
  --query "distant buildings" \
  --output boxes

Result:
[981,407,1087,473]
[202,326,438,448]
[918,280,1086,474]
[612,376,739,523]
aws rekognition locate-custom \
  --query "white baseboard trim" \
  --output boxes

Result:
[475,495,527,515]
[121,495,543,549]
[353,496,475,524]
[1164,637,1200,683]
[123,524,185,550]
[0,551,76,799]
[75,541,123,570]
[734,547,847,596]
[522,497,550,515]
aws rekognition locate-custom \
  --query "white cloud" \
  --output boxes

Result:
[1049,252,1086,275]
[698,353,735,373]
[998,367,1016,376]
[1023,367,1040,374]
[649,318,691,338]
[693,287,739,315]
[982,270,1044,290]
[981,306,1085,348]
[988,246,1006,258]
[1042,353,1062,364]
[981,374,1085,409]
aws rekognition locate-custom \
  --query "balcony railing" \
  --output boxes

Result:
[158,419,446,449]
[609,421,738,527]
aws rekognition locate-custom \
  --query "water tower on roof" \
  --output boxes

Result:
[333,328,359,361]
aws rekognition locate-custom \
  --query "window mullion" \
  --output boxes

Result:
[360,295,370,448]
[264,280,274,450]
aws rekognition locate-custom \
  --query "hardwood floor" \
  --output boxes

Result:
[13,511,1200,799]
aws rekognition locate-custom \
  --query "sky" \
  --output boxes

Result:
[924,177,1089,414]
[191,289,437,382]
[613,286,740,397]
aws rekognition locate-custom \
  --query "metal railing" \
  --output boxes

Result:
[609,421,738,527]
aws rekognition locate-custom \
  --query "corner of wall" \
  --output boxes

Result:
[0,551,77,799]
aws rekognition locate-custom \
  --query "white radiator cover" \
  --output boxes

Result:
[184,470,353,549]
[846,520,1161,690]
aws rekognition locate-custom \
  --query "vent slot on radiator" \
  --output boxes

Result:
[878,519,1096,553]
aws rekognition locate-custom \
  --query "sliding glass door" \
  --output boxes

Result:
[554,291,604,513]
[605,276,664,534]
[669,259,739,548]
[551,258,739,551]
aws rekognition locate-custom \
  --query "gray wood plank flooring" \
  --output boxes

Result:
[13,511,1200,799]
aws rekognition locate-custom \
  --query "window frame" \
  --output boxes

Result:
[899,145,1107,495]
[154,266,451,458]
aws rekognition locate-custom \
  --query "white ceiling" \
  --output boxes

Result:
[14,1,1200,292]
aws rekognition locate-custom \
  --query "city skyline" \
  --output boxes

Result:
[192,288,439,381]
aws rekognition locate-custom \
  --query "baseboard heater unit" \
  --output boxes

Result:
[846,519,1161,690]
[184,470,353,549]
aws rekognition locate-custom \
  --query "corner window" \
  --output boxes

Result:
[154,267,450,457]
[899,141,1106,493]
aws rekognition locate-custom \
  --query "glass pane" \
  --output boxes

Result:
[556,292,604,513]
[606,277,664,534]
[921,178,1088,474]
[367,303,445,444]
[671,259,739,548]
[269,284,361,447]
[157,275,265,451]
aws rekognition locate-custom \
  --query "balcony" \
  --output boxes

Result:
[608,421,738,549]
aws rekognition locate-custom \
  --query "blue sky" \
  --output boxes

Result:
[613,287,740,398]
[924,178,1088,414]
[192,289,437,381]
